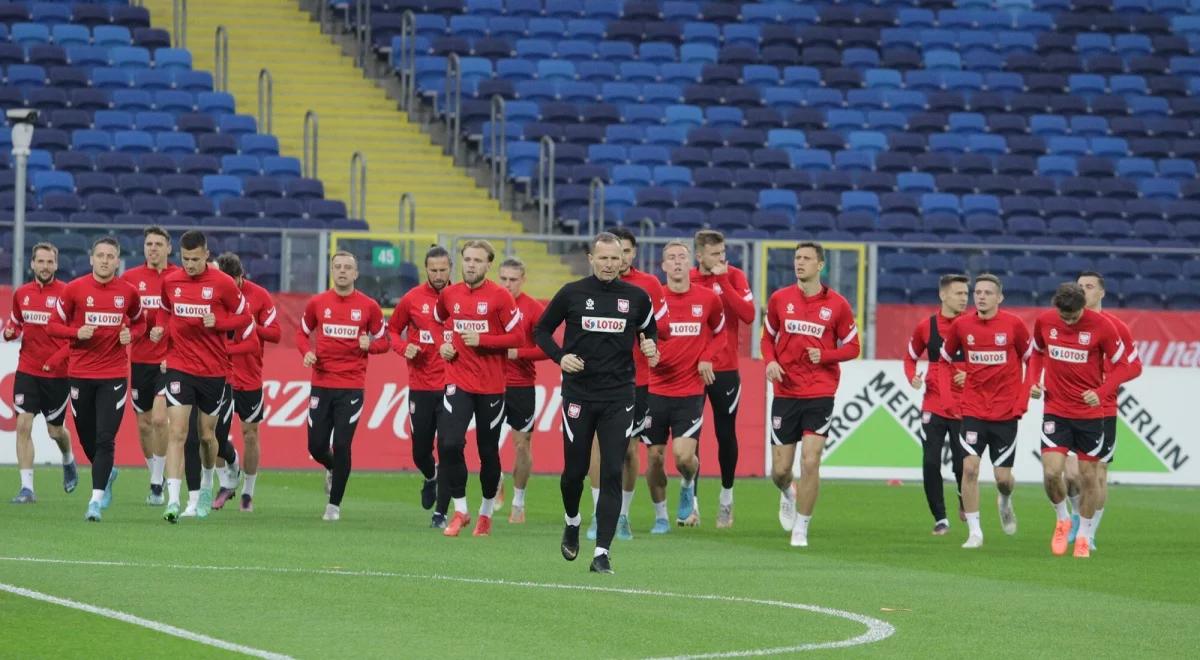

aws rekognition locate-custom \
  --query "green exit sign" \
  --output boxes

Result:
[372,246,398,268]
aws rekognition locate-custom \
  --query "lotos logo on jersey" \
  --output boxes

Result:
[418,329,434,344]
[1049,345,1089,364]
[1079,332,1091,345]
[201,287,214,300]
[443,330,454,343]
[1043,421,1056,434]
[476,302,488,315]
[454,319,489,333]
[968,350,1007,365]
[965,431,978,445]
[172,303,210,318]
[819,306,832,321]
[21,310,51,325]
[322,323,359,339]
[691,305,703,317]
[351,309,362,321]
[995,333,1007,346]
[582,316,626,333]
[669,322,702,336]
[784,319,825,337]
[618,299,629,313]
[567,403,581,419]
[772,416,782,430]
[140,295,162,309]
[113,296,125,308]
[84,312,123,326]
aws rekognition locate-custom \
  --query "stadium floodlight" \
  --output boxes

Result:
[8,108,38,288]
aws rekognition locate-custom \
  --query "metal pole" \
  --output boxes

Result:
[750,241,764,359]
[257,68,273,135]
[349,152,367,220]
[317,232,330,290]
[865,243,879,360]
[537,136,556,235]
[214,26,229,93]
[399,11,416,111]
[444,53,462,162]
[281,231,293,291]
[638,216,656,237]
[173,0,188,49]
[11,144,29,289]
[399,193,415,262]
[587,178,605,237]
[303,110,319,179]
[489,95,506,200]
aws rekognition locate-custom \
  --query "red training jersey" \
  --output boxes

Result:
[121,262,182,366]
[505,292,548,387]
[160,265,251,378]
[938,310,1032,422]
[621,267,665,386]
[650,284,726,397]
[1028,309,1128,420]
[761,284,860,399]
[225,278,280,391]
[435,280,522,396]
[297,289,388,389]
[689,266,754,372]
[388,282,450,392]
[1099,310,1142,416]
[50,274,144,380]
[904,311,965,419]
[7,279,69,378]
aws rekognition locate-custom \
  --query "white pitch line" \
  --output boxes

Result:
[0,556,895,656]
[0,581,294,660]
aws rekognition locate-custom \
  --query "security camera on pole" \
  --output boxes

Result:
[8,108,38,288]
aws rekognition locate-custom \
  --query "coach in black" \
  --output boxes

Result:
[535,232,659,574]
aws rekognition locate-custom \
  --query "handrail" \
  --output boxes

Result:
[444,53,463,163]
[349,151,367,220]
[397,11,417,112]
[303,110,319,178]
[172,0,187,49]
[489,95,506,200]
[355,0,371,70]
[638,216,656,237]
[399,193,415,234]
[214,25,229,93]
[257,68,273,135]
[587,177,606,237]
[536,135,556,235]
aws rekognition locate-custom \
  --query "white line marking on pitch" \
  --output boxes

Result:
[0,581,294,660]
[0,556,895,656]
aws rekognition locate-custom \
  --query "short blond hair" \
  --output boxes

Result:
[694,229,724,251]
[460,239,496,262]
[31,242,58,259]
[662,240,691,256]
[330,250,357,265]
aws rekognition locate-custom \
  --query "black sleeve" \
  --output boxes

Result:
[635,288,657,341]
[534,284,569,363]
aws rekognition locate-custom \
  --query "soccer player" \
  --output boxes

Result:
[211,252,281,512]
[297,250,388,521]
[937,273,1032,549]
[49,237,144,521]
[388,245,453,526]
[1065,272,1143,549]
[155,230,252,523]
[689,230,754,528]
[762,242,860,548]
[6,242,76,503]
[904,273,970,535]
[645,241,725,532]
[535,232,658,574]
[498,256,548,524]
[434,240,522,537]
[1027,282,1135,558]
[582,227,663,541]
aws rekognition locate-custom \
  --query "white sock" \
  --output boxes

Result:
[593,547,608,558]
[653,499,668,520]
[999,492,1012,510]
[217,466,233,490]
[200,468,214,490]
[150,455,165,486]
[166,478,181,505]
[62,448,74,464]
[591,486,600,511]
[480,497,495,517]
[243,473,257,497]
[145,456,154,472]
[1092,508,1104,537]
[565,513,581,526]
[620,489,634,516]
[90,488,104,504]
[1078,515,1095,540]
[719,487,734,507]
[19,469,33,491]
[781,483,795,501]
[186,491,199,509]
[682,476,695,489]
[1053,499,1070,521]
[966,512,982,537]
[513,487,526,508]
[1068,493,1081,515]
[453,496,468,515]
[796,514,812,535]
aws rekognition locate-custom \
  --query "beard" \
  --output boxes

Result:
[463,271,484,286]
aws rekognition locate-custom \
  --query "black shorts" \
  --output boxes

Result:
[163,369,226,416]
[643,393,705,446]
[408,389,441,446]
[960,417,1019,468]
[1040,414,1105,462]
[130,362,166,413]
[439,384,505,449]
[12,371,69,426]
[562,397,635,446]
[233,388,265,423]
[631,384,649,438]
[770,397,834,445]
[505,386,536,433]
[1100,415,1117,465]
[705,370,741,419]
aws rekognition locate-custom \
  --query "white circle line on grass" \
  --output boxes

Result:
[0,555,895,657]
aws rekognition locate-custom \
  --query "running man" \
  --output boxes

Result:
[938,273,1032,549]
[689,229,755,528]
[535,232,658,574]
[388,245,453,526]
[904,273,970,535]
[6,242,76,503]
[645,240,725,532]
[762,242,860,548]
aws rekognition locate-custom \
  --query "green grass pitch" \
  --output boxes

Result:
[0,466,1196,658]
